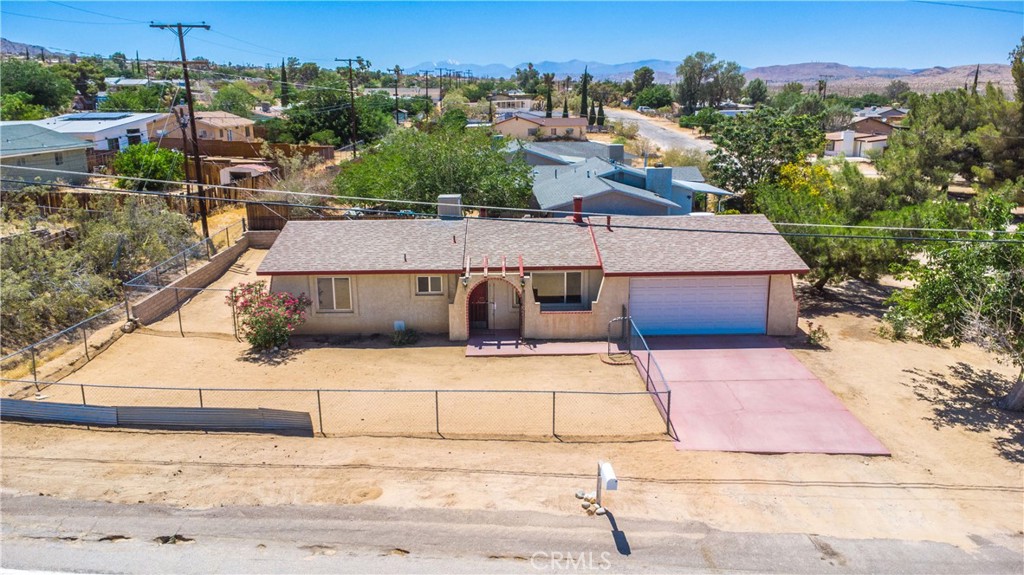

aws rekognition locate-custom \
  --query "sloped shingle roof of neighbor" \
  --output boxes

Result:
[195,111,256,127]
[593,215,810,276]
[464,218,601,270]
[257,220,467,274]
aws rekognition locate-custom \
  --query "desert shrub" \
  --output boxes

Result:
[110,143,184,190]
[227,281,311,351]
[390,328,420,346]
[806,321,831,348]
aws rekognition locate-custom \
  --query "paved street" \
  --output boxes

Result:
[3,493,1021,574]
[603,108,714,153]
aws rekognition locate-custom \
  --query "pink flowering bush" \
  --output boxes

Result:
[226,281,312,351]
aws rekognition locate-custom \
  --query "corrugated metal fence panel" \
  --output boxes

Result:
[115,406,314,437]
[1,399,118,426]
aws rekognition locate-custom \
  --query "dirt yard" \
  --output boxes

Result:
[2,274,1022,551]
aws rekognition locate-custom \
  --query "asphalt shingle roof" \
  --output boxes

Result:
[593,215,810,276]
[531,157,680,211]
[259,215,809,278]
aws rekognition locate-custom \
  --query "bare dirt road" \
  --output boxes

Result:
[603,107,714,153]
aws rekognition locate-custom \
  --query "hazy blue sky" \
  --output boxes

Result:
[2,1,1021,69]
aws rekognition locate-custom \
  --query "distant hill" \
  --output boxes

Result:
[745,62,916,82]
[407,59,679,81]
[1,38,70,58]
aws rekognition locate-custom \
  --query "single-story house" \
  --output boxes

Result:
[15,112,166,152]
[507,140,633,166]
[530,157,731,216]
[0,123,93,187]
[257,209,808,341]
[489,92,538,117]
[825,130,889,158]
[493,113,589,141]
[194,111,258,142]
[848,116,895,136]
[853,106,908,124]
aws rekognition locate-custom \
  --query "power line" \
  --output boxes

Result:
[46,1,148,23]
[911,1,1024,15]
[0,10,139,25]
[2,177,1020,245]
[4,164,1020,236]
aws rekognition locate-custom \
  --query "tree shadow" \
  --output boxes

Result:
[797,279,898,320]
[903,362,1024,463]
[236,348,302,367]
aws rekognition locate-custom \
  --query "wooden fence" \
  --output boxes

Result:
[158,138,334,162]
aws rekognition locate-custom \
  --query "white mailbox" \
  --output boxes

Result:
[599,461,618,491]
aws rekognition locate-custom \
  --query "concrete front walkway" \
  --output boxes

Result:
[466,331,612,357]
[642,335,889,455]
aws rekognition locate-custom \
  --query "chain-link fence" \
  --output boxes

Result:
[0,305,129,388]
[0,221,249,389]
[626,319,676,439]
[1,378,671,441]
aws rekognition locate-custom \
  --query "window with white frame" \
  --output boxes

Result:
[416,275,443,295]
[531,272,583,305]
[316,277,352,311]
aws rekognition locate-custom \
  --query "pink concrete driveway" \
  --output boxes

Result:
[644,336,889,455]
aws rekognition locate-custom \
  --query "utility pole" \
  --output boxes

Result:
[336,57,363,158]
[393,65,402,125]
[436,67,445,101]
[419,70,431,101]
[150,22,211,239]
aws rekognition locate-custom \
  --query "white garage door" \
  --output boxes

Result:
[629,276,769,335]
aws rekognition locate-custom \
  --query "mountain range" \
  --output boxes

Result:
[2,38,1011,94]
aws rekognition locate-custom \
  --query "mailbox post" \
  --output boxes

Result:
[596,460,618,507]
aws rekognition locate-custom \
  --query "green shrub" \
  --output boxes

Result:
[111,143,184,190]
[227,281,311,351]
[806,322,831,348]
[390,328,419,346]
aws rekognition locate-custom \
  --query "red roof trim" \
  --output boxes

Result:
[258,265,603,276]
[604,269,809,277]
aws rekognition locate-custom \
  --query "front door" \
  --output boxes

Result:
[469,282,489,331]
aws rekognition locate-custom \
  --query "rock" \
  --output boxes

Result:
[581,501,591,510]
[595,507,607,516]
[121,321,136,333]
[575,490,585,499]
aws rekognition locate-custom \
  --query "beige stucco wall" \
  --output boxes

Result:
[269,273,456,336]
[766,273,799,336]
[447,271,627,341]
[493,117,586,141]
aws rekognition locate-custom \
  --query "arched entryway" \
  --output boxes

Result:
[466,278,523,337]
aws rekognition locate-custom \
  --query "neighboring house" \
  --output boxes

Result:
[852,106,908,124]
[848,116,895,136]
[0,123,93,187]
[507,140,634,166]
[530,157,730,216]
[257,209,808,341]
[490,92,539,119]
[364,87,441,103]
[825,130,889,158]
[492,113,589,141]
[17,112,166,152]
[252,102,289,120]
[103,77,179,92]
[193,111,258,142]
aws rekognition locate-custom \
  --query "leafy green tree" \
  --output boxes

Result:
[0,59,75,109]
[707,106,824,197]
[1011,36,1024,104]
[884,79,912,102]
[514,63,540,93]
[885,193,1024,410]
[111,51,129,74]
[674,52,743,114]
[633,66,655,93]
[634,84,673,110]
[771,82,805,110]
[52,58,106,99]
[334,125,533,212]
[212,81,257,118]
[110,143,185,190]
[744,78,769,105]
[99,86,165,112]
[0,92,49,120]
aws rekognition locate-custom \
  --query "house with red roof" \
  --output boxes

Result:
[257,205,809,341]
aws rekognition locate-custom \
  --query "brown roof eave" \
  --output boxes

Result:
[602,269,810,277]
